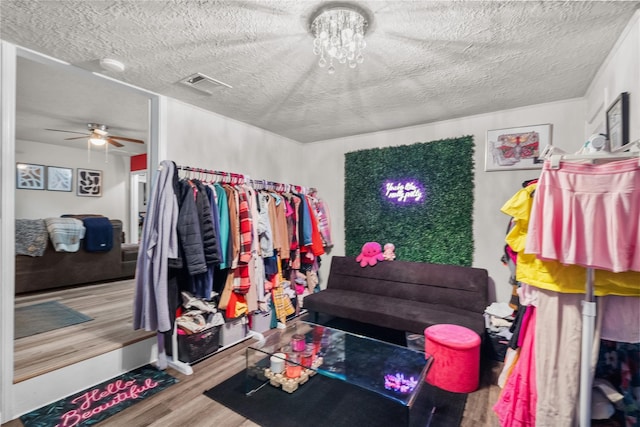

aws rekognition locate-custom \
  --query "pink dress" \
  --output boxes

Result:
[493,306,537,427]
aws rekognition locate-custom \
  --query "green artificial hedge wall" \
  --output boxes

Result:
[345,136,475,266]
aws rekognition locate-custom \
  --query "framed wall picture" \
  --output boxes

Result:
[16,163,45,190]
[46,166,73,192]
[485,124,552,172]
[77,168,102,197]
[606,92,629,151]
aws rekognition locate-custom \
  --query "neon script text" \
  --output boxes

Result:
[383,181,424,203]
[56,378,159,427]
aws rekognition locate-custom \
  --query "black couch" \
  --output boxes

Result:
[303,256,489,337]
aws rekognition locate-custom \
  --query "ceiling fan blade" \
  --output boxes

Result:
[107,138,124,148]
[64,135,91,140]
[45,128,88,135]
[109,135,145,144]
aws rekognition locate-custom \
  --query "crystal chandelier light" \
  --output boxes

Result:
[310,5,369,74]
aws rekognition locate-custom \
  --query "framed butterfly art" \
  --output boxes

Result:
[485,124,552,171]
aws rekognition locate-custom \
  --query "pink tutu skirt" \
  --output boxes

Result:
[525,158,640,273]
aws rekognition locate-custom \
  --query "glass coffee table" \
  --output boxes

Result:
[245,321,433,426]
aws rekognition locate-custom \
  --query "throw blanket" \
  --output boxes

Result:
[15,219,48,257]
[44,218,85,252]
[82,217,113,252]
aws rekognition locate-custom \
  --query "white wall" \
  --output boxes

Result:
[15,139,131,240]
[164,99,304,183]
[585,12,640,141]
[303,98,586,304]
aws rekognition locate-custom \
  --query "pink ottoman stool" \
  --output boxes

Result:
[424,324,481,393]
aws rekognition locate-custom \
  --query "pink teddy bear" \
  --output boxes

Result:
[355,242,385,267]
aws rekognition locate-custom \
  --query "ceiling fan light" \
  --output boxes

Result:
[89,137,106,146]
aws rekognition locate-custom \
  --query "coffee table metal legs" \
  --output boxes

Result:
[425,406,436,427]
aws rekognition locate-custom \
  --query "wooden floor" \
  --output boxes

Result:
[13,279,155,383]
[7,284,502,426]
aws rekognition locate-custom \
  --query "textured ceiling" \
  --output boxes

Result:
[2,0,639,145]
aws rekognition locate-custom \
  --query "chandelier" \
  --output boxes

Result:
[310,4,369,74]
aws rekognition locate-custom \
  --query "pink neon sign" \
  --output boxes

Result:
[384,372,419,393]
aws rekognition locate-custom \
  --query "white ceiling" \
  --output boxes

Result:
[2,0,639,146]
[15,57,150,156]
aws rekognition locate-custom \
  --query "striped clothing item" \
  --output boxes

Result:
[44,217,85,252]
[233,190,252,295]
[238,190,252,263]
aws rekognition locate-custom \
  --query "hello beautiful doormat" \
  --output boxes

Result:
[20,365,178,427]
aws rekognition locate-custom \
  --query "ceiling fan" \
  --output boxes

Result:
[45,123,144,148]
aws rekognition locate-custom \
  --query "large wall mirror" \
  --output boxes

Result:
[12,51,156,387]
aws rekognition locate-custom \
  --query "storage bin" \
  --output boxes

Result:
[220,316,248,347]
[166,325,220,363]
[485,330,509,362]
[250,311,273,333]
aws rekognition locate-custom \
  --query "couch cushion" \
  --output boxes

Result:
[304,289,485,336]
[326,256,489,315]
[121,243,139,262]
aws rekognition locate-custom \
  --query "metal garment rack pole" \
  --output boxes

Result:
[176,164,309,194]
[579,268,595,426]
[548,141,639,426]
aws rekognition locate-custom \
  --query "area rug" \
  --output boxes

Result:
[15,300,93,339]
[20,364,178,427]
[204,369,467,427]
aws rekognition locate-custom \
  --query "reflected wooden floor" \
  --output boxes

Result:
[14,279,155,383]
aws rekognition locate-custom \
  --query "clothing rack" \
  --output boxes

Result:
[542,139,640,426]
[163,163,315,375]
[176,165,314,195]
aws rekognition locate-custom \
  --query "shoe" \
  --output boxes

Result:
[181,291,217,313]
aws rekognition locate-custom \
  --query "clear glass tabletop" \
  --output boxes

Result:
[245,321,433,408]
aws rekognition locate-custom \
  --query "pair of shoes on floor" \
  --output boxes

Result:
[181,291,217,313]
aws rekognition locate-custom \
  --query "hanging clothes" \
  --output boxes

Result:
[493,305,537,427]
[224,184,240,269]
[534,289,594,427]
[501,181,638,427]
[245,185,263,312]
[525,158,640,273]
[502,184,640,296]
[214,183,230,269]
[272,192,290,260]
[301,195,325,257]
[257,191,274,257]
[310,195,333,248]
[133,160,179,333]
